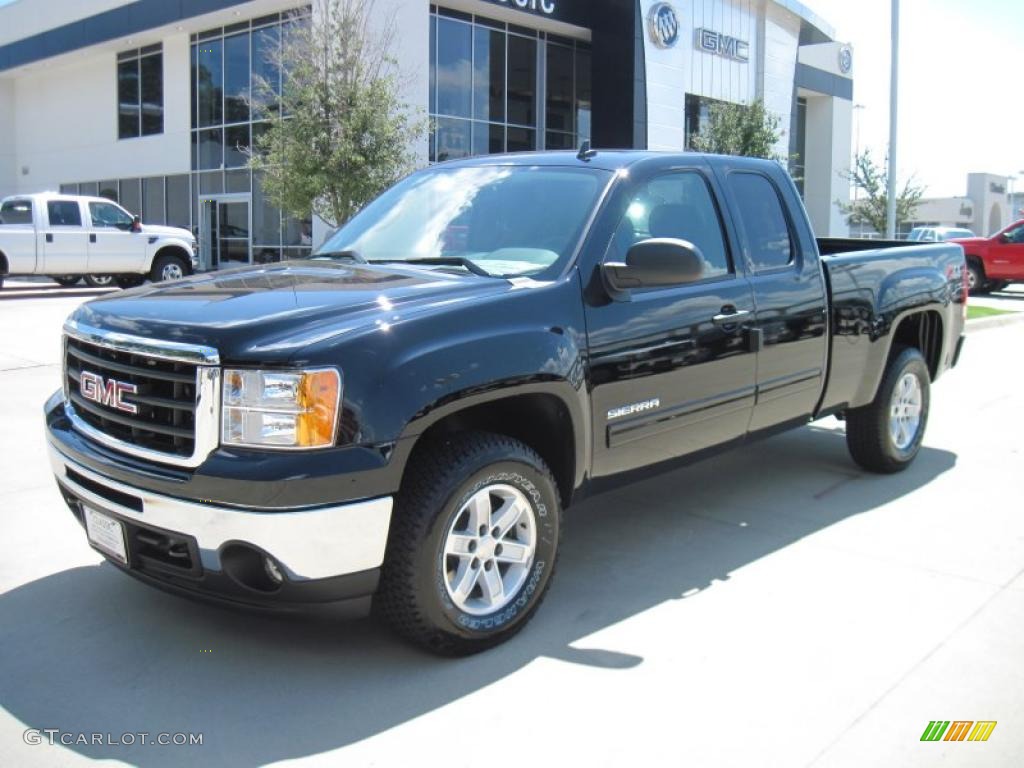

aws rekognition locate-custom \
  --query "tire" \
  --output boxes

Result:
[846,346,931,474]
[151,253,188,283]
[53,275,81,287]
[115,275,145,289]
[966,262,988,295]
[376,431,562,655]
[84,274,115,288]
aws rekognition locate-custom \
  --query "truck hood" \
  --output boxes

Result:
[949,237,987,247]
[140,223,193,240]
[70,261,513,363]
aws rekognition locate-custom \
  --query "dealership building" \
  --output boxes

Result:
[0,0,854,269]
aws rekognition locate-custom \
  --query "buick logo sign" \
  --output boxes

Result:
[649,3,680,49]
[80,371,138,415]
[838,46,853,75]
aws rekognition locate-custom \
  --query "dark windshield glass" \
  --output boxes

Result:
[317,165,610,277]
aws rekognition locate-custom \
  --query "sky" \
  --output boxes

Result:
[809,0,1024,198]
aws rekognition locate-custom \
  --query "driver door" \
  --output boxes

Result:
[86,201,146,274]
[990,223,1024,279]
[584,165,757,478]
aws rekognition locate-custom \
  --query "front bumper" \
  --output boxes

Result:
[49,441,393,611]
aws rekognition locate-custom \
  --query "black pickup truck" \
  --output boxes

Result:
[45,151,966,654]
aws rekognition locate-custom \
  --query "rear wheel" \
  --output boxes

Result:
[846,346,931,473]
[376,432,562,655]
[53,275,81,287]
[151,253,188,282]
[84,274,115,288]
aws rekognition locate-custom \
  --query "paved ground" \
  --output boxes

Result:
[1,279,1022,768]
[969,282,1024,315]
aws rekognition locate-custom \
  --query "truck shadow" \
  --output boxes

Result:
[0,424,956,767]
[0,285,116,301]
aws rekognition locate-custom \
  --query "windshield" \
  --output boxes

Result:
[316,165,611,278]
[940,229,974,240]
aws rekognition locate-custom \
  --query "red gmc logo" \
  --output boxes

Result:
[80,371,138,415]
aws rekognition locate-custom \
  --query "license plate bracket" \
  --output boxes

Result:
[84,506,129,566]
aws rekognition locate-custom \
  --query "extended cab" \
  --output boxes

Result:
[0,193,197,289]
[44,152,967,654]
[951,219,1024,294]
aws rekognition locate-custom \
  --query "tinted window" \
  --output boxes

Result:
[728,173,794,271]
[1005,225,1024,244]
[119,48,163,138]
[610,172,731,281]
[1,200,33,225]
[47,201,83,227]
[89,202,134,229]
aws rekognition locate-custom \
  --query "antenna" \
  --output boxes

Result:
[576,140,598,162]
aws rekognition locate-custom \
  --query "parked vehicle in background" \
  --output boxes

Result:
[45,151,966,654]
[907,226,976,242]
[0,193,197,290]
[950,219,1024,294]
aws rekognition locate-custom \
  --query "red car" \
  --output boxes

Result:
[952,219,1024,294]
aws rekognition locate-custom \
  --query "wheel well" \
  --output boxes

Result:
[0,250,8,274]
[891,311,944,379]
[406,394,577,507]
[154,246,190,269]
[965,255,985,276]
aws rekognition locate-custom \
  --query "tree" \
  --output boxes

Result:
[840,149,925,236]
[248,0,427,230]
[689,99,783,161]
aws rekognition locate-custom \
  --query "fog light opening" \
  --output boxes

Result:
[220,543,284,593]
[264,556,284,584]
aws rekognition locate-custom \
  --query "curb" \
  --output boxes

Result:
[966,312,1024,333]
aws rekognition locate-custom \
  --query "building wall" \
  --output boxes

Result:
[0,80,15,197]
[9,34,192,196]
[0,0,134,47]
[758,1,799,160]
[967,173,1010,236]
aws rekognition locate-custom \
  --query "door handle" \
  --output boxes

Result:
[712,308,751,326]
[89,234,96,243]
[45,233,53,243]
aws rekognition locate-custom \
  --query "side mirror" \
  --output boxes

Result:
[601,238,705,296]
[131,215,142,233]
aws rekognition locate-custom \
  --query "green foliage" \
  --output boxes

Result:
[248,0,427,229]
[689,99,783,160]
[840,149,925,236]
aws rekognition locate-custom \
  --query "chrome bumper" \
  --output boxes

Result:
[48,443,393,581]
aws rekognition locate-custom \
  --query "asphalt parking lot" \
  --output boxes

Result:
[1,278,1022,767]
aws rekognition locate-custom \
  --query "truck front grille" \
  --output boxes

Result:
[65,337,199,458]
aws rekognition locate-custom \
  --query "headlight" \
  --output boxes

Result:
[222,368,341,449]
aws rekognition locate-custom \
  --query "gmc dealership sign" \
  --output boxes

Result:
[696,28,750,63]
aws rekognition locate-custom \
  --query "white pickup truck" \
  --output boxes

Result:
[0,193,198,289]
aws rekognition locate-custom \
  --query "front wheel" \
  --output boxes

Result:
[376,432,562,655]
[151,254,188,283]
[84,274,115,288]
[845,346,931,473]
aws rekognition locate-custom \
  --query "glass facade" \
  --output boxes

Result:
[189,9,312,265]
[117,44,164,139]
[60,175,191,230]
[429,6,591,163]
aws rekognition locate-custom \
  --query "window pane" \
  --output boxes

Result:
[196,128,223,170]
[437,17,471,117]
[166,175,190,230]
[429,15,436,114]
[612,173,732,280]
[0,200,33,225]
[191,43,198,130]
[224,32,250,124]
[120,178,142,216]
[143,177,165,224]
[545,131,575,150]
[225,123,250,168]
[545,43,573,133]
[473,27,504,122]
[118,59,140,139]
[507,35,536,126]
[47,201,82,227]
[252,25,280,119]
[197,39,223,127]
[60,184,79,195]
[199,171,224,196]
[435,117,471,162]
[140,53,163,135]
[576,47,591,142]
[89,202,134,229]
[506,126,535,153]
[99,182,119,202]
[253,171,281,246]
[80,182,99,197]
[225,168,251,193]
[283,214,312,246]
[728,173,794,271]
[473,122,504,155]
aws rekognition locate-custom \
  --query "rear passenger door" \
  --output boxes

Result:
[87,200,145,274]
[41,200,90,275]
[585,165,758,477]
[719,169,829,434]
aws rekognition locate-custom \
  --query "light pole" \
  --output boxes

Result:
[886,0,900,240]
[1010,176,1018,226]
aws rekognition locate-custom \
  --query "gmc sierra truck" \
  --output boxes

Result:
[44,151,967,655]
[0,192,197,289]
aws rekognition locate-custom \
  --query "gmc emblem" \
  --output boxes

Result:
[80,371,138,415]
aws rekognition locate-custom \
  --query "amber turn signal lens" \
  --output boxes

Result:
[296,369,340,448]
